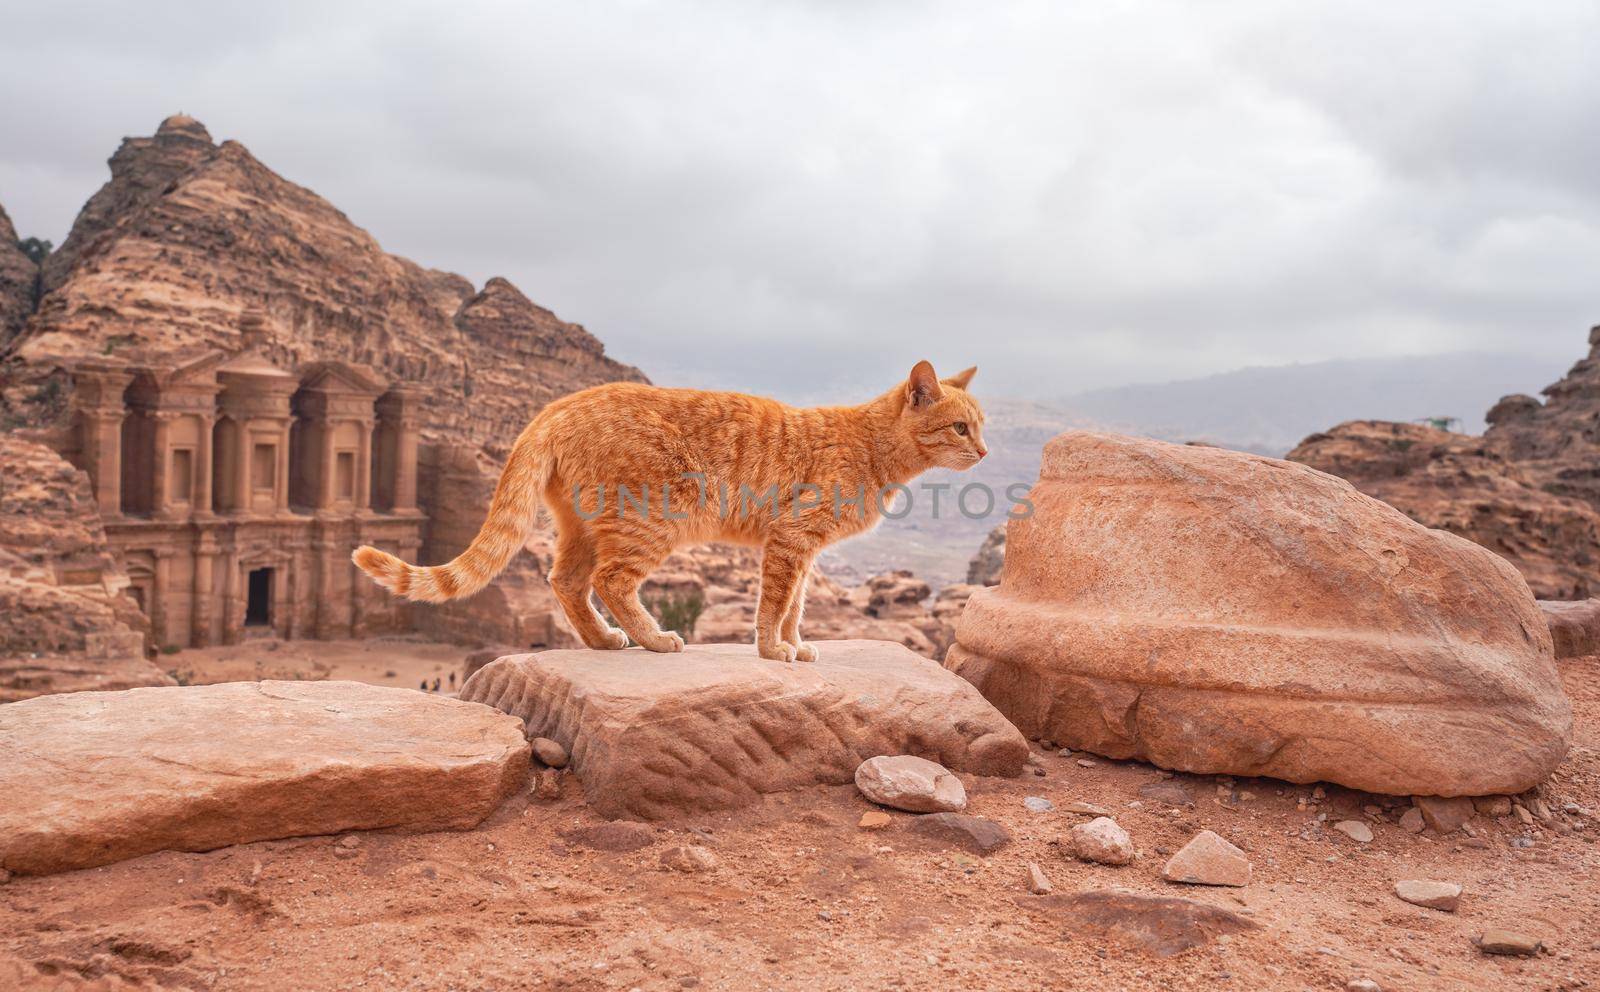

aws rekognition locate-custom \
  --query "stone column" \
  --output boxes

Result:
[82,407,126,516]
[355,420,373,510]
[317,422,336,508]
[152,550,171,650]
[150,413,173,519]
[275,419,292,512]
[232,417,252,516]
[191,548,214,647]
[195,413,215,514]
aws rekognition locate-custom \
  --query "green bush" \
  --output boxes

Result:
[648,589,705,638]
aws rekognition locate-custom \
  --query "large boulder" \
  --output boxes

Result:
[460,640,1027,819]
[0,680,530,876]
[946,431,1572,797]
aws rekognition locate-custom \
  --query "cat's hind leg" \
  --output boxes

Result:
[779,556,818,662]
[591,533,683,653]
[756,537,810,662]
[550,524,628,650]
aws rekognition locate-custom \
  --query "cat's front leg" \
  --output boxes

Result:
[780,557,818,662]
[756,538,808,662]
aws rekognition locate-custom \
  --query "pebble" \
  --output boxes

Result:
[1024,862,1053,895]
[1076,758,1097,768]
[1064,801,1112,817]
[855,755,966,813]
[858,811,892,831]
[1398,807,1425,833]
[533,768,562,800]
[1163,829,1251,887]
[1346,980,1382,992]
[1393,879,1461,912]
[1138,781,1195,808]
[334,835,361,859]
[1477,930,1541,956]
[1056,748,1073,758]
[1023,796,1055,813]
[1473,795,1513,818]
[1067,816,1134,866]
[1333,820,1373,843]
[531,737,569,768]
[659,845,720,873]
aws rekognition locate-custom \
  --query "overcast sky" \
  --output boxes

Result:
[2,1,1597,401]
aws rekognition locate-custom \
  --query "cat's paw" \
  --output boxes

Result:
[758,640,798,663]
[586,628,629,650]
[793,641,818,663]
[641,630,685,653]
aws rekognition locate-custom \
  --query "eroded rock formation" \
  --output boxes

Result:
[460,640,1027,819]
[0,202,37,349]
[0,435,165,701]
[947,431,1572,797]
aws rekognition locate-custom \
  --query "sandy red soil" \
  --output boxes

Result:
[4,656,1598,992]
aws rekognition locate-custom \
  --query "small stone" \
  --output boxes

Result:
[1514,803,1534,825]
[531,737,569,768]
[1026,861,1052,894]
[855,755,966,813]
[1164,830,1251,887]
[337,834,361,848]
[1346,980,1382,992]
[1138,781,1195,808]
[1076,758,1097,768]
[659,845,719,872]
[906,812,1011,854]
[1068,816,1134,866]
[817,910,832,921]
[333,834,361,859]
[1032,767,1047,777]
[1398,807,1425,833]
[1312,786,1327,800]
[1056,748,1073,758]
[1023,796,1055,813]
[1333,820,1373,843]
[1477,930,1541,956]
[533,768,562,800]
[1394,879,1461,912]
[1064,801,1113,817]
[858,811,892,831]
[1473,795,1513,818]
[1413,795,1474,833]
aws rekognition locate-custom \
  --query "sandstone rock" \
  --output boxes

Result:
[1026,862,1052,894]
[1064,801,1113,817]
[1394,879,1461,912]
[460,640,1025,820]
[1023,796,1054,813]
[858,811,892,831]
[948,431,1572,797]
[1163,830,1251,887]
[0,201,37,348]
[1068,817,1134,866]
[0,680,530,876]
[1137,781,1194,808]
[660,845,719,872]
[1289,420,1600,601]
[906,813,1012,855]
[1473,795,1513,818]
[1016,890,1257,958]
[1346,981,1382,992]
[532,768,563,800]
[1539,599,1600,659]
[1414,796,1475,834]
[1477,930,1541,956]
[967,525,1007,586]
[1333,820,1373,843]
[1399,807,1426,833]
[531,737,569,769]
[855,755,967,813]
[559,821,656,853]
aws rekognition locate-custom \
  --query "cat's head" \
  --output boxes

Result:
[900,360,987,469]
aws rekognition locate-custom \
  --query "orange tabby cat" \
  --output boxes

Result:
[353,360,986,662]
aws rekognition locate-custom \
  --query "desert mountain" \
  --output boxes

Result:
[1290,326,1600,600]
[0,202,36,348]
[9,114,644,451]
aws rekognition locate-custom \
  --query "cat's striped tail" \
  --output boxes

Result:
[352,430,548,603]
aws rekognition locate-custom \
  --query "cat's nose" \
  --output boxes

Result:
[974,445,988,459]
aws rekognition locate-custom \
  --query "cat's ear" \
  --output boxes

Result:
[906,360,943,409]
[941,366,977,390]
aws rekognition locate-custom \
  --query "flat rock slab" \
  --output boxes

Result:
[460,640,1027,820]
[0,680,530,876]
[1016,891,1257,958]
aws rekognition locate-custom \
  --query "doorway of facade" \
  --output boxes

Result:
[245,567,273,627]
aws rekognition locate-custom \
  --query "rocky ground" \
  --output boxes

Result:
[4,653,1595,992]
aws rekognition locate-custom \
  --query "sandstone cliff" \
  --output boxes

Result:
[10,114,644,451]
[0,435,168,701]
[0,202,37,349]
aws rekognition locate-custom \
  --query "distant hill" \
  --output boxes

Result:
[1056,352,1571,456]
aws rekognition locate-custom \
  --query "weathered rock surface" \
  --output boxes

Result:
[1413,795,1475,834]
[1289,420,1600,600]
[854,755,966,813]
[0,680,530,876]
[966,525,1006,586]
[0,435,164,702]
[0,202,37,348]
[460,640,1026,819]
[906,812,1012,854]
[1163,830,1251,887]
[947,431,1572,797]
[1540,599,1600,659]
[1477,929,1541,956]
[1067,816,1134,865]
[1394,879,1461,912]
[1016,891,1257,958]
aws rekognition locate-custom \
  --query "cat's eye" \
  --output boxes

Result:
[952,422,968,436]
